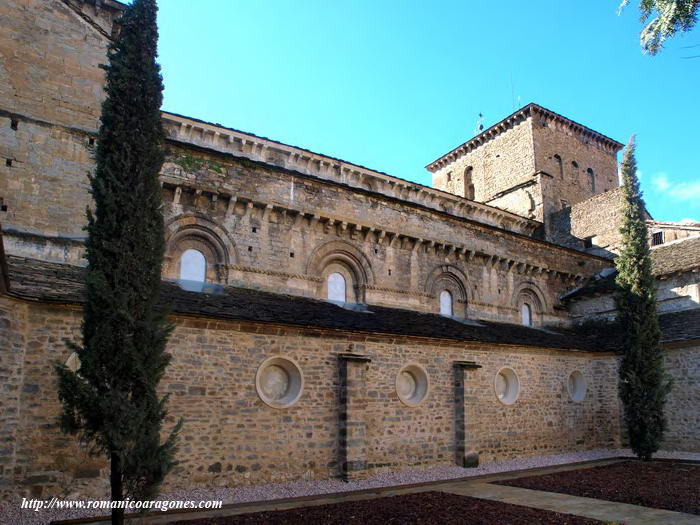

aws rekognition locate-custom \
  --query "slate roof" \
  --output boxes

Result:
[560,271,617,302]
[657,308,700,345]
[562,236,700,301]
[651,236,700,276]
[6,256,700,352]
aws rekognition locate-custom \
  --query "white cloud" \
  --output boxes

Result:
[651,173,700,201]
[652,173,670,191]
[667,182,700,201]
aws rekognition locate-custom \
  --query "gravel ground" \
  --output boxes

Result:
[2,448,699,525]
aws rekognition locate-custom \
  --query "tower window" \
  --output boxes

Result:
[521,303,532,327]
[10,119,18,131]
[180,249,206,282]
[446,171,452,182]
[587,168,596,193]
[439,290,453,316]
[571,160,579,169]
[652,232,664,246]
[465,166,475,200]
[5,159,11,167]
[553,154,563,178]
[327,272,346,302]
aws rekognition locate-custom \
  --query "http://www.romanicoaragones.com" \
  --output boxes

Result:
[21,497,223,513]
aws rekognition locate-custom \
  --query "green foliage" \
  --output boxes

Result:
[174,154,203,172]
[54,0,182,516]
[619,0,699,54]
[614,136,672,460]
[174,154,226,174]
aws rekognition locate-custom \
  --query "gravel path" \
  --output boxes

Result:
[2,448,698,525]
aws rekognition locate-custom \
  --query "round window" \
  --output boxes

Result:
[494,367,520,405]
[396,363,430,407]
[255,356,304,409]
[567,371,587,402]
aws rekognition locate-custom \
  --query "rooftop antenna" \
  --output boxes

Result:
[473,112,484,136]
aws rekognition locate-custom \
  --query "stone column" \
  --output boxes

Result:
[338,353,371,481]
[453,360,482,468]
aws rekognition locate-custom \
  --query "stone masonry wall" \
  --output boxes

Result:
[549,187,626,256]
[567,274,699,324]
[0,0,118,129]
[530,115,619,227]
[0,298,623,501]
[432,117,536,209]
[486,179,544,221]
[0,1,615,329]
[431,111,621,228]
[0,297,28,495]
[0,0,120,238]
[6,131,612,325]
[0,115,96,238]
[155,146,611,325]
[662,344,700,452]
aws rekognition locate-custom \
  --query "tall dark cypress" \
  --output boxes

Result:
[54,1,181,523]
[614,136,672,460]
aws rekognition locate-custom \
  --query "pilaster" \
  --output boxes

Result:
[338,353,371,481]
[453,360,482,468]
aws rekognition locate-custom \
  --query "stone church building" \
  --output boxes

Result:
[0,0,698,500]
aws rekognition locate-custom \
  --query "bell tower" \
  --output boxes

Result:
[426,104,623,229]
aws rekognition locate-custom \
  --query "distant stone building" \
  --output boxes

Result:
[0,0,698,501]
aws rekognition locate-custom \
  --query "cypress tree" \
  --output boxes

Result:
[54,1,181,523]
[614,136,672,460]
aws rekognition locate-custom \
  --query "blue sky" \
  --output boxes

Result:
[156,1,699,222]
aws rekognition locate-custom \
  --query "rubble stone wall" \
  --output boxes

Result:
[662,344,700,452]
[0,298,623,500]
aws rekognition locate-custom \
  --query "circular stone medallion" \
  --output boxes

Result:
[397,371,417,399]
[495,372,508,400]
[255,356,304,409]
[259,365,290,401]
[567,370,587,402]
[494,367,520,405]
[395,363,429,407]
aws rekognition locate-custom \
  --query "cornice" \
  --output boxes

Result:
[161,112,541,237]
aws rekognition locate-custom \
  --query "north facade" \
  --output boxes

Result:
[0,0,698,501]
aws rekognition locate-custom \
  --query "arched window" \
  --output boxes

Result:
[327,272,346,302]
[464,166,475,200]
[521,303,532,327]
[553,154,563,178]
[180,249,206,282]
[587,168,596,193]
[439,290,453,316]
